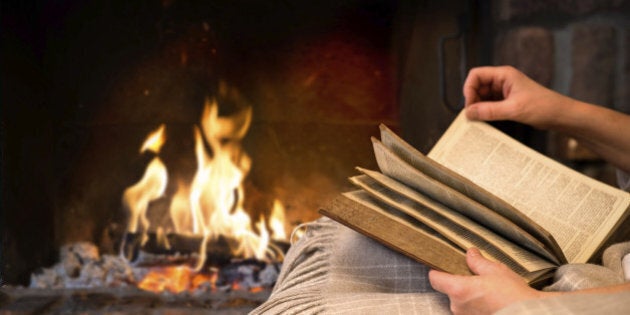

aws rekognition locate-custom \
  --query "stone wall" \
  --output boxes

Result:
[491,0,629,180]
[494,0,628,111]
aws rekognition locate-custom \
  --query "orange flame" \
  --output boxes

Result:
[124,124,168,234]
[123,96,288,293]
[140,124,166,154]
[123,159,168,234]
[270,199,287,240]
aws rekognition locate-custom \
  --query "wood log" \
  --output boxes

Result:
[121,232,288,266]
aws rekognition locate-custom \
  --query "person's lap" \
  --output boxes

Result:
[252,217,630,314]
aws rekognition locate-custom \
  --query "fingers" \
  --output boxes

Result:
[428,249,489,295]
[463,66,512,106]
[465,100,515,121]
[428,269,467,295]
[465,248,503,276]
[429,248,508,295]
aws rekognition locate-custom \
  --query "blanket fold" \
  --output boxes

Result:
[251,217,629,315]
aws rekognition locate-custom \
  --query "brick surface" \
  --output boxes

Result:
[494,0,629,21]
[494,0,552,21]
[495,27,555,87]
[555,0,628,15]
[570,23,617,106]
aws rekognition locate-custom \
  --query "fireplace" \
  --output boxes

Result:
[3,0,431,293]
[9,0,628,313]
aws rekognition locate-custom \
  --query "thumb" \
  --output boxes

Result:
[465,100,514,122]
[428,269,470,295]
[466,248,502,276]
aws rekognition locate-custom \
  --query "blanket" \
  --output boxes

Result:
[251,217,630,314]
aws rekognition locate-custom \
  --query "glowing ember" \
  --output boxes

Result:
[137,266,216,294]
[134,260,273,294]
[122,97,288,293]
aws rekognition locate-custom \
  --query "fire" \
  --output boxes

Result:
[140,124,166,154]
[137,266,216,294]
[270,200,287,240]
[123,124,168,235]
[122,97,288,293]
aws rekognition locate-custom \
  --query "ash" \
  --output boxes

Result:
[212,259,280,292]
[28,242,281,293]
[29,242,135,289]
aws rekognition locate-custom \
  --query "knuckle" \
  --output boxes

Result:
[484,106,497,121]
[448,284,467,298]
[451,304,466,315]
[503,65,517,73]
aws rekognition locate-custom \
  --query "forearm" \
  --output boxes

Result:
[495,283,630,315]
[541,282,630,299]
[549,99,630,173]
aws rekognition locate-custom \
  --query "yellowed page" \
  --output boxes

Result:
[379,124,563,262]
[372,137,558,263]
[352,172,556,273]
[429,111,630,263]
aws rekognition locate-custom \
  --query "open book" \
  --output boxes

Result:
[320,110,630,286]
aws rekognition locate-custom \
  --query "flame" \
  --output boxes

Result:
[123,157,168,234]
[123,123,168,234]
[270,199,287,240]
[140,124,166,154]
[123,96,289,293]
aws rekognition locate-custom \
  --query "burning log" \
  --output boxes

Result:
[119,99,292,271]
[121,232,288,267]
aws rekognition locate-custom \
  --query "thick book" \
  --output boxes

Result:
[319,110,630,286]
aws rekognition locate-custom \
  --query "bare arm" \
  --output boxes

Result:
[463,66,630,172]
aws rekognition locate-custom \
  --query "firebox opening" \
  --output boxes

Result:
[2,0,408,286]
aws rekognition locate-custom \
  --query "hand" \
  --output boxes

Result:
[428,248,545,315]
[463,65,630,172]
[463,66,574,130]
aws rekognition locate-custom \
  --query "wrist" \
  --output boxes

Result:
[535,289,562,301]
[539,93,582,131]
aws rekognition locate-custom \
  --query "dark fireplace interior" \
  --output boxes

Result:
[1,0,627,312]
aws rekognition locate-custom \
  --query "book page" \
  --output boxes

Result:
[372,137,558,263]
[351,172,556,273]
[379,124,564,263]
[429,111,630,263]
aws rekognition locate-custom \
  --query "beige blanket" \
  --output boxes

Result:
[251,217,630,314]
